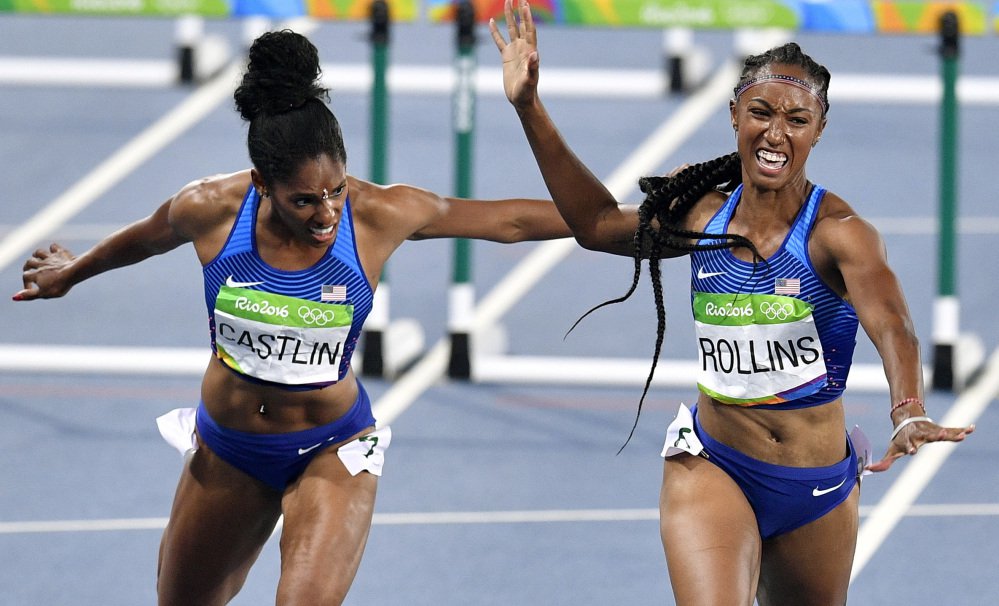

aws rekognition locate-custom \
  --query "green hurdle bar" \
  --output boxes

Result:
[361,0,392,377]
[447,0,477,379]
[932,10,961,390]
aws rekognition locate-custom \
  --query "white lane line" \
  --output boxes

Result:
[0,61,242,273]
[5,502,999,534]
[372,343,450,426]
[0,518,171,534]
[851,347,999,583]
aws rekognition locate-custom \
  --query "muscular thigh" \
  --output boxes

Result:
[276,447,379,605]
[757,484,860,606]
[158,445,283,606]
[660,455,761,606]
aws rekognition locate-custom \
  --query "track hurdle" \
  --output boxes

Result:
[448,0,478,380]
[360,0,427,378]
[930,10,986,390]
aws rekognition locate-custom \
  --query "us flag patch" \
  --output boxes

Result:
[321,284,347,301]
[774,278,800,295]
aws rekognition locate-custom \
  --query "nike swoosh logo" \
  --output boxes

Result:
[298,442,323,455]
[225,275,265,288]
[697,267,725,280]
[812,477,848,497]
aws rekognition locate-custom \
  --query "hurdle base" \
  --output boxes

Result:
[933,333,987,391]
[357,318,425,379]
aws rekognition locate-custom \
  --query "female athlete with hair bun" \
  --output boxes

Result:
[492,1,974,603]
[15,28,569,605]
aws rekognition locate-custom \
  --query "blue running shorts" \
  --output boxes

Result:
[195,383,379,491]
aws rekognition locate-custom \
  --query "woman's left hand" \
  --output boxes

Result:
[866,417,974,473]
[489,0,540,110]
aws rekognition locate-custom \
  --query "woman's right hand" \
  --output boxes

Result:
[14,243,76,301]
[489,0,540,110]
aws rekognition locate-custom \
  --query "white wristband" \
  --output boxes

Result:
[891,416,933,441]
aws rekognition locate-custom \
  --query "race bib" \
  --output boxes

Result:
[338,426,392,476]
[849,425,873,480]
[693,292,827,405]
[661,403,704,458]
[214,285,353,385]
[156,407,198,458]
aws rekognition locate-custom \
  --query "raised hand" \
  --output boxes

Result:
[488,0,540,109]
[865,416,975,473]
[14,243,77,301]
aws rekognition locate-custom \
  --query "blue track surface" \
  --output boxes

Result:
[1,14,997,605]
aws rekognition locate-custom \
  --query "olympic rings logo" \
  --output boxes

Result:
[298,307,336,326]
[298,306,337,326]
[760,301,794,321]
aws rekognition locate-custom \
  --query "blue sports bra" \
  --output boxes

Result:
[689,184,859,410]
[201,186,373,389]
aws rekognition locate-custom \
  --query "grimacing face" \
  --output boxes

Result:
[730,63,827,192]
[253,154,348,248]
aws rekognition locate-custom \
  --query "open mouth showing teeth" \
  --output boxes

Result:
[310,225,335,236]
[756,149,788,170]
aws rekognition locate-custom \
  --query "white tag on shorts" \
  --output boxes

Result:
[849,425,873,480]
[661,403,705,458]
[156,407,198,458]
[338,426,392,476]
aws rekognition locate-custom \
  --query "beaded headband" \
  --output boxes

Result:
[735,74,828,114]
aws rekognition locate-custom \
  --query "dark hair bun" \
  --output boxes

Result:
[234,29,329,121]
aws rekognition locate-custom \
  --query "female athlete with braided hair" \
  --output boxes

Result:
[15,28,569,605]
[492,1,973,603]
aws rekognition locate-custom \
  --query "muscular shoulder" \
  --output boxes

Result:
[809,190,887,292]
[169,170,252,241]
[812,190,882,251]
[347,176,443,234]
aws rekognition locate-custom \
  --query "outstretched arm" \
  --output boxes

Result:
[14,193,193,301]
[489,0,638,256]
[821,212,973,472]
[410,195,570,243]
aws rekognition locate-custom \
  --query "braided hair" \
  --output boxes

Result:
[233,30,346,187]
[604,42,829,451]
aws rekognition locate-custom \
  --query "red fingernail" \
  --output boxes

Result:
[12,293,22,301]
